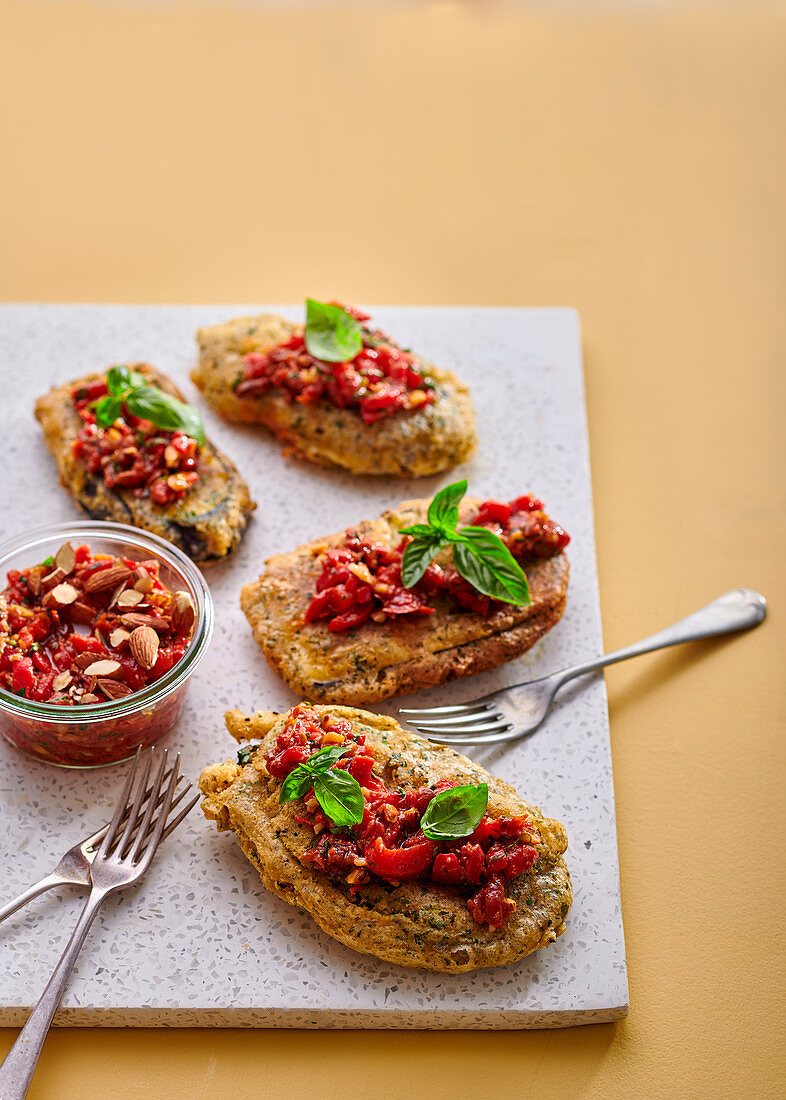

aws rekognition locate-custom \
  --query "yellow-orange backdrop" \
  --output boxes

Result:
[1,1,784,1097]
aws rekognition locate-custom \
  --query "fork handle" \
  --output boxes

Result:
[551,588,767,689]
[0,888,107,1099]
[0,875,71,927]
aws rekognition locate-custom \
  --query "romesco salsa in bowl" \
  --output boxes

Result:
[0,522,213,767]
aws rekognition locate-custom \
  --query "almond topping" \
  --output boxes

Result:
[164,444,179,467]
[120,612,170,633]
[133,566,153,594]
[83,563,132,594]
[169,591,196,634]
[52,670,72,691]
[69,601,96,625]
[109,627,131,648]
[83,659,122,678]
[42,582,79,609]
[74,651,107,670]
[97,678,133,700]
[79,693,100,705]
[128,626,159,670]
[117,589,145,608]
[28,571,42,596]
[54,541,76,575]
[40,567,67,592]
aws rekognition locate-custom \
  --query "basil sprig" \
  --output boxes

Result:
[279,745,365,828]
[420,783,489,840]
[400,480,531,606]
[94,365,206,446]
[304,299,363,363]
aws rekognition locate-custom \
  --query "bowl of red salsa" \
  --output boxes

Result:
[0,522,213,767]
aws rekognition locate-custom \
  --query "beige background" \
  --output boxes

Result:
[1,1,784,1096]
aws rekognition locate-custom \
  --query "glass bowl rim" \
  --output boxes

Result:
[0,520,213,722]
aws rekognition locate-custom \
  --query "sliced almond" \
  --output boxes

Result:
[109,627,131,648]
[52,670,73,691]
[82,659,122,678]
[74,651,106,670]
[69,601,96,625]
[120,612,170,633]
[83,563,132,594]
[109,580,129,608]
[117,588,145,608]
[133,566,153,594]
[169,591,196,634]
[54,541,76,575]
[42,582,79,610]
[128,625,159,670]
[40,567,67,592]
[28,570,42,597]
[97,678,133,700]
[79,693,100,705]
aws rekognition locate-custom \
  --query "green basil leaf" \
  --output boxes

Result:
[125,385,206,446]
[453,527,531,606]
[427,479,467,535]
[94,394,123,428]
[106,366,131,396]
[420,783,489,840]
[277,745,350,804]
[279,765,315,805]
[304,299,363,363]
[302,744,351,772]
[313,769,365,827]
[398,523,438,539]
[401,535,447,588]
[236,744,257,767]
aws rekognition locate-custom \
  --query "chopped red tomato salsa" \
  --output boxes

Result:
[305,494,570,632]
[72,380,200,506]
[262,704,539,929]
[235,305,436,424]
[0,543,195,706]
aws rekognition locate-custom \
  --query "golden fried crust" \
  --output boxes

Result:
[199,705,572,972]
[192,314,477,477]
[34,365,256,563]
[240,497,569,705]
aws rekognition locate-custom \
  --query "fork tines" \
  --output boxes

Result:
[97,748,195,864]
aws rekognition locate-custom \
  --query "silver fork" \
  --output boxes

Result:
[0,770,198,926]
[400,588,767,745]
[0,748,194,1100]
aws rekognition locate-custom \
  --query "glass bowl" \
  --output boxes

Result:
[0,521,213,767]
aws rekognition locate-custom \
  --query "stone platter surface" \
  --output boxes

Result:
[0,305,627,1028]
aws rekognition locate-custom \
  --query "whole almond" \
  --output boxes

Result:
[109,627,131,648]
[52,670,72,691]
[120,612,170,633]
[128,625,159,670]
[117,589,145,608]
[42,582,79,610]
[97,678,133,700]
[54,541,76,575]
[83,659,122,677]
[84,563,132,594]
[169,591,196,634]
[69,601,96,625]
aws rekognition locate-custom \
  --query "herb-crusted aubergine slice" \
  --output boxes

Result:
[192,300,477,477]
[240,489,570,705]
[35,364,255,562]
[199,704,572,973]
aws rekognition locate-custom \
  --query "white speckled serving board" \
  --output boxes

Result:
[0,305,627,1028]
